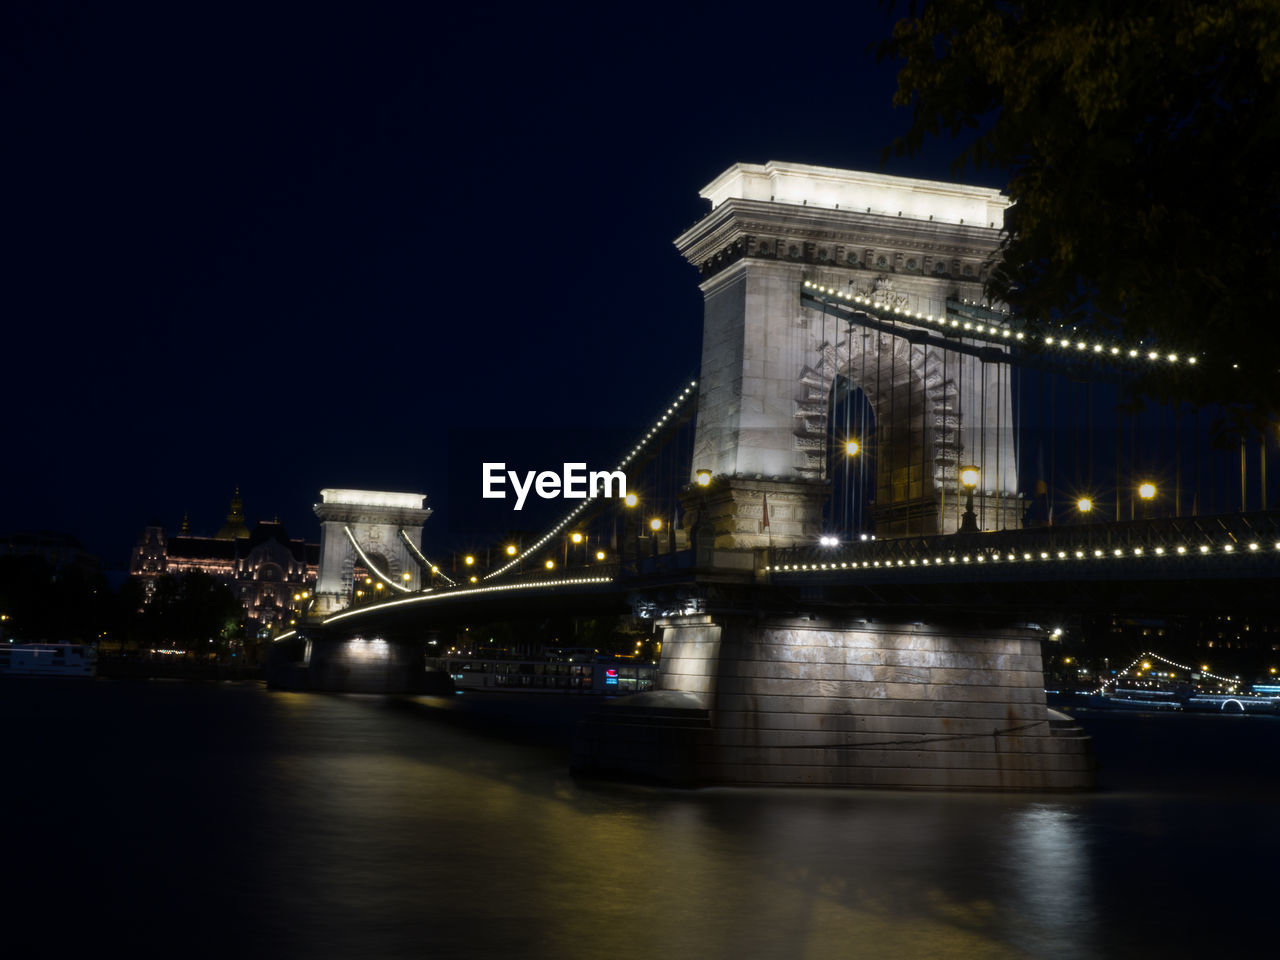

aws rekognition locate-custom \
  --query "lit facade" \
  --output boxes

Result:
[130,491,319,631]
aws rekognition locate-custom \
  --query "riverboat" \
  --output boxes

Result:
[0,643,98,677]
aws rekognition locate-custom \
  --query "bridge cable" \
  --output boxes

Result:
[482,379,699,580]
[342,526,412,593]
[397,528,457,587]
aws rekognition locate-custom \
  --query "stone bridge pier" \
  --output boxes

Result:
[574,613,1094,790]
[569,160,1091,790]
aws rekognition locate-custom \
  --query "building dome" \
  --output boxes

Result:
[215,488,251,540]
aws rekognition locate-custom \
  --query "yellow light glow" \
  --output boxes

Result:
[464,555,475,566]
[650,518,663,532]
[505,544,517,556]
[571,532,583,544]
[1077,497,1093,512]
[695,469,712,486]
[959,466,980,489]
[402,572,411,581]
[545,560,555,570]
[595,550,606,560]
[374,582,383,590]
[625,493,638,507]
[1138,482,1157,500]
[845,439,860,456]
[1142,661,1152,670]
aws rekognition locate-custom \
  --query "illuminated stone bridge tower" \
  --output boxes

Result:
[675,161,1020,549]
[312,488,432,617]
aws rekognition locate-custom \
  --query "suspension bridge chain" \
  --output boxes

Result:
[479,380,700,582]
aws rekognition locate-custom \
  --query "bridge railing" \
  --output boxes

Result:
[768,510,1280,574]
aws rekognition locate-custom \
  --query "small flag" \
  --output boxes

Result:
[761,493,770,532]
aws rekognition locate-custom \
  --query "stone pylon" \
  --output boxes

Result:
[675,161,1022,548]
[312,489,432,616]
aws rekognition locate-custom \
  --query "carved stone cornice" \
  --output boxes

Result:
[314,502,433,527]
[675,198,1003,284]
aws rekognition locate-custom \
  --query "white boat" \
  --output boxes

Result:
[0,642,98,677]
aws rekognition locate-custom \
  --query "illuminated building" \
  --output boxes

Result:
[130,490,319,631]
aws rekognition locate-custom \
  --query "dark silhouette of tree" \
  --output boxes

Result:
[141,571,241,657]
[879,0,1280,431]
[0,555,111,642]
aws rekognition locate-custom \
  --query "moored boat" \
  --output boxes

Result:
[0,643,98,677]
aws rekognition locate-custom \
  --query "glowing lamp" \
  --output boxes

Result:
[505,544,517,556]
[845,439,860,456]
[624,493,638,507]
[649,518,663,532]
[959,466,980,490]
[695,469,712,487]
[1077,497,1093,513]
[1138,482,1157,500]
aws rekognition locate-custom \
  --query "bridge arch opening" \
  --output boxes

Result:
[343,550,398,602]
[801,307,1022,537]
[825,375,876,538]
[806,319,950,537]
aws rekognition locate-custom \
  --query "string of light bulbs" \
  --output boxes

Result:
[323,576,614,625]
[802,280,1200,367]
[483,380,698,580]
[1093,651,1239,695]
[398,528,458,586]
[767,539,1280,573]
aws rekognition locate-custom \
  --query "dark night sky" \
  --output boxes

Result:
[1,1,996,566]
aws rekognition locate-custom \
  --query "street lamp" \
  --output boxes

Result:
[1138,481,1157,518]
[845,439,860,456]
[959,465,980,532]
[695,469,712,487]
[1077,497,1093,513]
[505,544,518,556]
[649,518,662,532]
[624,493,638,507]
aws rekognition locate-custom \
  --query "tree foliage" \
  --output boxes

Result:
[140,571,241,654]
[879,0,1280,430]
[0,555,110,642]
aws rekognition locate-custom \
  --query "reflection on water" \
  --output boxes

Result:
[5,681,1276,959]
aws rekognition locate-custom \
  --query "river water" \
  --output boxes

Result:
[7,679,1277,959]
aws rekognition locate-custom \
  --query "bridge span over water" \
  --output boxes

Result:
[274,162,1278,791]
